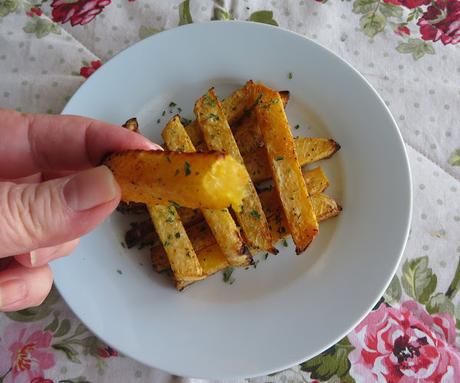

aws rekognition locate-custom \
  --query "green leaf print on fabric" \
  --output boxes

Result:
[5,285,59,322]
[426,293,455,315]
[448,148,460,166]
[396,38,435,60]
[401,256,437,304]
[300,337,355,382]
[138,25,161,39]
[213,7,232,20]
[0,0,20,17]
[360,11,386,38]
[352,0,378,14]
[383,275,402,305]
[379,2,403,18]
[178,0,193,25]
[23,17,61,38]
[248,10,278,26]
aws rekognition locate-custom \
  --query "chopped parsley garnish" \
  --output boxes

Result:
[222,267,235,284]
[264,253,269,260]
[208,113,220,121]
[157,119,161,124]
[275,156,284,161]
[294,124,300,130]
[120,242,126,248]
[169,101,177,108]
[169,200,181,208]
[204,94,216,107]
[250,210,261,219]
[175,232,181,238]
[162,110,166,116]
[177,107,182,112]
[253,259,260,268]
[288,72,293,79]
[184,161,191,176]
[117,269,123,275]
[282,239,288,247]
[180,117,192,126]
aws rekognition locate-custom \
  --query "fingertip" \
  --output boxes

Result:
[15,238,80,268]
[0,263,53,312]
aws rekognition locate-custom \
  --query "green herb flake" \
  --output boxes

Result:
[120,242,126,248]
[208,113,220,121]
[157,119,161,124]
[264,253,269,260]
[253,259,260,268]
[177,107,182,113]
[175,232,181,238]
[169,200,181,208]
[180,117,192,126]
[117,269,123,275]
[250,210,261,219]
[169,101,177,108]
[184,161,191,176]
[204,94,216,107]
[288,72,293,79]
[275,156,284,161]
[223,267,235,284]
[162,110,166,116]
[294,124,300,130]
[282,239,288,247]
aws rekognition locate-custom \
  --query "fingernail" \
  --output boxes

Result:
[0,279,27,309]
[64,166,119,212]
[29,250,38,266]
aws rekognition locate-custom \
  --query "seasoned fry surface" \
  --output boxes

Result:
[105,150,249,210]
[148,204,204,289]
[195,88,274,253]
[254,84,318,253]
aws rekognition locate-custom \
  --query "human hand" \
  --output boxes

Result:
[0,109,161,311]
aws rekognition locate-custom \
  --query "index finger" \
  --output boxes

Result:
[0,109,162,179]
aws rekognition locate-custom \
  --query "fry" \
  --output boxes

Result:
[122,117,139,133]
[185,81,255,147]
[195,88,275,253]
[147,204,204,289]
[244,137,340,184]
[233,90,290,155]
[152,193,341,274]
[162,116,250,267]
[255,84,318,253]
[105,150,249,210]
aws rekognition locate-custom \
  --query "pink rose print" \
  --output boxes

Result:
[51,0,111,26]
[26,7,43,17]
[348,301,460,382]
[0,324,55,383]
[395,25,411,36]
[80,60,102,78]
[383,0,429,9]
[97,345,118,358]
[30,378,53,383]
[417,0,460,45]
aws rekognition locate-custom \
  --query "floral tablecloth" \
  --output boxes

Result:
[1,0,460,382]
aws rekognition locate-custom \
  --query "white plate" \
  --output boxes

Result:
[53,21,412,380]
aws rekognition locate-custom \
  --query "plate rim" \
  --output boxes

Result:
[56,20,413,379]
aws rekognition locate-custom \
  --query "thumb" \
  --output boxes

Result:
[0,166,120,257]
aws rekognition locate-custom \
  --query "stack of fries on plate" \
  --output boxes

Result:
[106,81,342,290]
